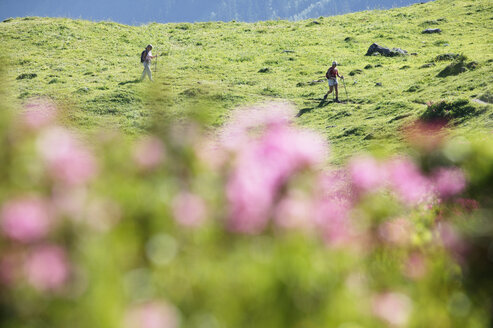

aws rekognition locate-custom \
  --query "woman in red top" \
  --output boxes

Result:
[324,61,344,102]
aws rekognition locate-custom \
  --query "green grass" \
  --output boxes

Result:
[1,0,491,163]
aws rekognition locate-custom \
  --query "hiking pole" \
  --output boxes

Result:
[154,48,158,73]
[342,78,349,103]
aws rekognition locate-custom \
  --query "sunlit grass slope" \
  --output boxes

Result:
[0,0,491,163]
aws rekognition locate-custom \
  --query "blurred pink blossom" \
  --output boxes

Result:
[386,157,432,206]
[312,170,357,247]
[403,120,446,152]
[378,218,413,247]
[125,301,180,328]
[24,245,70,292]
[432,167,466,199]
[226,149,275,233]
[436,222,468,262]
[404,252,427,280]
[454,198,479,212]
[226,110,327,234]
[195,139,228,170]
[172,192,207,228]
[348,155,385,193]
[274,193,313,230]
[51,187,88,220]
[317,170,353,201]
[37,127,98,186]
[85,199,122,232]
[218,102,295,151]
[133,136,166,171]
[1,197,52,243]
[314,198,354,247]
[21,99,57,130]
[372,292,413,327]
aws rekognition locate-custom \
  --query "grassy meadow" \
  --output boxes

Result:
[0,0,491,163]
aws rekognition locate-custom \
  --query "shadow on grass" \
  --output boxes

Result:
[118,79,141,86]
[296,99,332,117]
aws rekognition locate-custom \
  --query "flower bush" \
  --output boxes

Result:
[0,97,492,328]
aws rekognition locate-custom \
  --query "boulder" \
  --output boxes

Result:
[422,28,442,34]
[365,43,390,56]
[391,48,408,56]
[365,43,408,57]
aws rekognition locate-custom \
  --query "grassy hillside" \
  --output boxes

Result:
[0,0,491,163]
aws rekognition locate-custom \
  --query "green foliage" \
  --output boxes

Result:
[16,73,37,80]
[437,55,478,78]
[421,99,476,121]
[0,87,493,328]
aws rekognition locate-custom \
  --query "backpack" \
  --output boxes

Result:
[140,50,148,63]
[326,67,336,79]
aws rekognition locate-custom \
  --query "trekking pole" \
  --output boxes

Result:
[154,48,158,73]
[342,78,349,103]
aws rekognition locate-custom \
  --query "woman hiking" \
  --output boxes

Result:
[324,61,344,102]
[140,44,158,82]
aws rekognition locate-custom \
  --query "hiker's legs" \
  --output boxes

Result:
[324,86,334,99]
[140,62,153,81]
[140,63,146,80]
[335,85,339,100]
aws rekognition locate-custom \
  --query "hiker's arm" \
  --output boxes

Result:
[338,73,344,79]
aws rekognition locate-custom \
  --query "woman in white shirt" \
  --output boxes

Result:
[140,44,158,81]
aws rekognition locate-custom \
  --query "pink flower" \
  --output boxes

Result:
[226,112,327,234]
[171,192,207,228]
[314,198,354,247]
[274,193,313,230]
[432,167,466,199]
[311,170,358,247]
[404,252,427,280]
[24,245,70,292]
[403,120,446,152]
[372,292,413,327]
[85,199,122,232]
[316,170,353,201]
[37,127,98,186]
[1,197,52,243]
[435,222,467,262]
[21,99,57,130]
[133,136,166,171]
[386,157,432,206]
[226,154,275,233]
[125,301,180,328]
[218,102,296,151]
[348,155,385,193]
[454,198,479,212]
[378,218,413,247]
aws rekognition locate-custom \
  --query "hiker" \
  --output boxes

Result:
[140,44,158,81]
[324,61,344,102]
